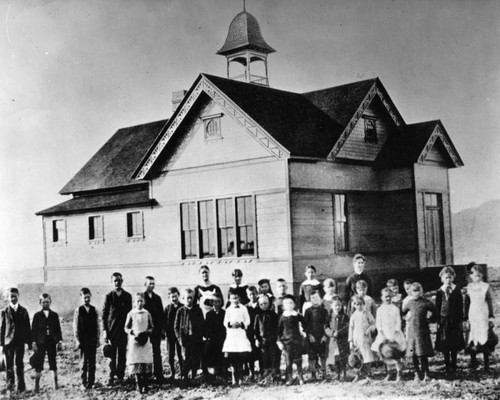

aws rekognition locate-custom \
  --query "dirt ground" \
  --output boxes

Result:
[2,284,500,400]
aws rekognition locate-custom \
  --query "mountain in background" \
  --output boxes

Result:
[453,200,500,267]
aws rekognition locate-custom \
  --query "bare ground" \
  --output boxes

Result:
[2,284,500,400]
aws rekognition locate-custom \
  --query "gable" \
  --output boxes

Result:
[157,97,275,172]
[417,123,463,167]
[336,95,399,162]
[422,140,448,165]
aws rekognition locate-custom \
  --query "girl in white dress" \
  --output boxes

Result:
[222,290,252,385]
[349,295,376,381]
[124,293,153,393]
[371,288,406,381]
[465,263,495,372]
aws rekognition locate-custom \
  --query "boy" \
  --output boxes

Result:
[344,254,373,310]
[246,286,259,309]
[387,279,403,310]
[355,280,377,318]
[143,276,165,383]
[164,287,183,381]
[304,291,329,380]
[299,265,323,313]
[322,278,338,310]
[402,278,415,335]
[204,293,226,380]
[0,287,31,393]
[31,293,63,393]
[254,295,280,382]
[73,288,100,389]
[102,272,132,385]
[274,279,288,316]
[325,296,349,380]
[174,288,205,385]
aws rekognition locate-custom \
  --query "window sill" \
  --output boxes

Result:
[51,242,67,248]
[126,236,145,243]
[180,255,258,262]
[88,239,104,245]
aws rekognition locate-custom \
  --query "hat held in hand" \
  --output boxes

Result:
[135,331,149,346]
[102,343,113,358]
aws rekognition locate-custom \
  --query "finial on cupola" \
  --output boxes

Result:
[216,2,275,86]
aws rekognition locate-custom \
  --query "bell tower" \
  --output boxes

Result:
[216,4,275,86]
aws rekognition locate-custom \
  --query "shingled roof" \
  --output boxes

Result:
[59,119,167,194]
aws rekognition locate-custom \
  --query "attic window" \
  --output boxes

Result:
[363,117,378,144]
[202,113,223,141]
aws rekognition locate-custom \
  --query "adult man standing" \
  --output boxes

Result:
[102,272,132,386]
[143,276,165,384]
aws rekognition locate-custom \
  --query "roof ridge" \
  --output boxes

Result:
[301,77,378,95]
[117,118,169,131]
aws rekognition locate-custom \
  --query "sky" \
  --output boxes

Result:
[1,0,499,273]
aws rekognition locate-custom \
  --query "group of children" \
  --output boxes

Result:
[0,256,496,394]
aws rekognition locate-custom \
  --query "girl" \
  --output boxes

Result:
[465,263,495,372]
[124,293,153,393]
[325,295,349,380]
[277,295,307,385]
[322,278,338,311]
[348,295,376,382]
[227,268,249,306]
[299,265,323,313]
[371,288,406,382]
[222,290,252,385]
[258,278,275,304]
[387,279,403,311]
[434,266,465,374]
[254,295,280,382]
[194,265,223,316]
[403,282,436,382]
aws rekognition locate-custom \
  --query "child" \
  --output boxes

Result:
[344,254,373,307]
[194,265,223,316]
[164,287,184,381]
[102,272,132,386]
[0,287,31,393]
[258,279,275,304]
[254,295,280,382]
[353,280,377,318]
[299,265,323,313]
[227,269,249,306]
[31,293,63,393]
[325,296,349,380]
[371,288,406,382]
[464,263,495,373]
[245,288,259,380]
[402,278,415,335]
[387,279,403,311]
[274,279,289,316]
[304,291,329,380]
[174,288,205,385]
[403,282,436,382]
[246,286,259,310]
[124,293,153,393]
[277,294,307,385]
[222,290,252,385]
[322,278,338,311]
[143,276,165,383]
[204,293,226,380]
[348,295,376,382]
[435,267,465,374]
[73,288,100,389]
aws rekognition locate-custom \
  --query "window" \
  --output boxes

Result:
[88,215,103,241]
[127,212,144,238]
[52,219,66,243]
[236,196,254,256]
[203,114,223,141]
[199,200,215,258]
[334,194,348,252]
[364,117,378,143]
[424,193,445,266]
[217,198,235,257]
[180,195,255,259]
[181,202,197,258]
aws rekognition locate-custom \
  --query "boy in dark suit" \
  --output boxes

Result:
[102,272,132,385]
[73,288,100,389]
[164,287,183,381]
[143,276,165,383]
[0,287,31,393]
[31,293,63,393]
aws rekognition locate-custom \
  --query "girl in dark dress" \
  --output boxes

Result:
[435,267,465,374]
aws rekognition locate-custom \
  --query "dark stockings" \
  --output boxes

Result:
[444,351,458,372]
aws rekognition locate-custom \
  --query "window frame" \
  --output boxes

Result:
[88,214,104,243]
[363,116,378,144]
[126,211,145,240]
[51,218,67,244]
[202,113,223,142]
[333,193,349,253]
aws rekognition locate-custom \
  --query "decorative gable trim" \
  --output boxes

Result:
[134,76,288,180]
[328,80,405,160]
[418,124,464,167]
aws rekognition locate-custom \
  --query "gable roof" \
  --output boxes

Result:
[60,119,167,194]
[376,120,464,168]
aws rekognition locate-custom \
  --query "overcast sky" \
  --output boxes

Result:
[1,0,499,273]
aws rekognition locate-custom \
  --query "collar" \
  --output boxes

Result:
[43,309,50,317]
[440,284,456,292]
[282,310,298,317]
[302,279,320,286]
[9,303,19,311]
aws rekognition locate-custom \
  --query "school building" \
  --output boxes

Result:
[36,8,463,308]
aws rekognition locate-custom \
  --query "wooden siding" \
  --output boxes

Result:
[289,161,412,192]
[256,192,289,260]
[337,96,396,161]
